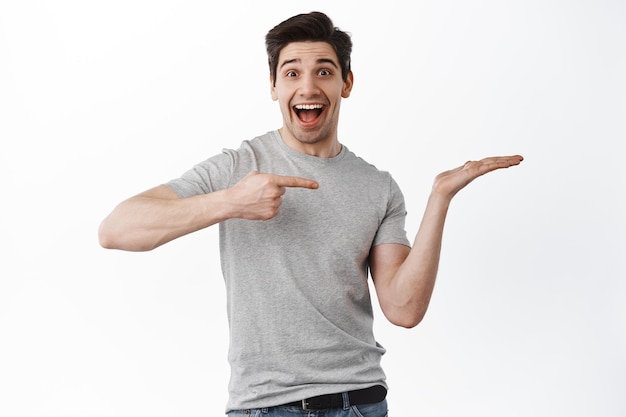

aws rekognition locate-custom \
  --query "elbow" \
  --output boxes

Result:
[98,221,155,252]
[385,307,427,329]
[390,315,424,329]
[98,221,124,250]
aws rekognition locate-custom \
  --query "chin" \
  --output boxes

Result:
[295,133,324,144]
[295,125,332,144]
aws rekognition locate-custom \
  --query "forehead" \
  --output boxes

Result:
[278,41,339,65]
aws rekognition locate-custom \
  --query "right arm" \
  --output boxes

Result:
[98,171,318,251]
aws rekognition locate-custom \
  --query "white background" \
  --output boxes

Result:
[1,1,625,416]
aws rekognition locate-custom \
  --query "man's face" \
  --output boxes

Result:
[271,41,353,152]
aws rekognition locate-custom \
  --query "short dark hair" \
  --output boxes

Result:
[265,11,352,86]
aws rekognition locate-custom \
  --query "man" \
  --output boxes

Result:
[99,11,523,416]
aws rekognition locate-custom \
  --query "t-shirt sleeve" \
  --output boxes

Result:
[372,175,411,248]
[165,150,234,198]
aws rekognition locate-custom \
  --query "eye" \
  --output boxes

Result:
[319,69,331,76]
[286,70,297,77]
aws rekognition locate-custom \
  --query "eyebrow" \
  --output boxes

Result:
[279,58,339,70]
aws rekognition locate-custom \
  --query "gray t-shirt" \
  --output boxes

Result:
[166,130,410,412]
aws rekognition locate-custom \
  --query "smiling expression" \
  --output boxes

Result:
[271,41,353,157]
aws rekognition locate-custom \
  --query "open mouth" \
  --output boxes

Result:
[294,104,324,124]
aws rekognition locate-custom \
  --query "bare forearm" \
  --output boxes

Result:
[98,187,230,251]
[403,192,450,293]
[398,192,450,321]
[98,172,319,252]
[374,192,451,328]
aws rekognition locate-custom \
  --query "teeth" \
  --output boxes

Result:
[294,104,323,110]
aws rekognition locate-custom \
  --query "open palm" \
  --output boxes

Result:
[433,155,524,199]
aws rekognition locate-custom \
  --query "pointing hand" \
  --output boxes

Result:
[228,171,318,220]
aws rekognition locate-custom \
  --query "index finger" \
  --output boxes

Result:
[272,174,319,189]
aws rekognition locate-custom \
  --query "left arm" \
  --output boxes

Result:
[370,155,523,328]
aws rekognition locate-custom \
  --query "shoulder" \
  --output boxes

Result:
[342,146,395,184]
[241,130,278,149]
[217,131,285,182]
[220,131,277,159]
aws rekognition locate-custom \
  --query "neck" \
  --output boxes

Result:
[278,128,342,158]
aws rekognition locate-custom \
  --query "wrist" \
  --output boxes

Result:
[428,189,453,209]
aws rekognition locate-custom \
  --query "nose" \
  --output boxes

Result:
[298,73,320,96]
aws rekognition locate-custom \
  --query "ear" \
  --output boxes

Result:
[270,75,278,101]
[341,71,354,98]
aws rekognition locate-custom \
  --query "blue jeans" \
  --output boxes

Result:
[227,399,388,417]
